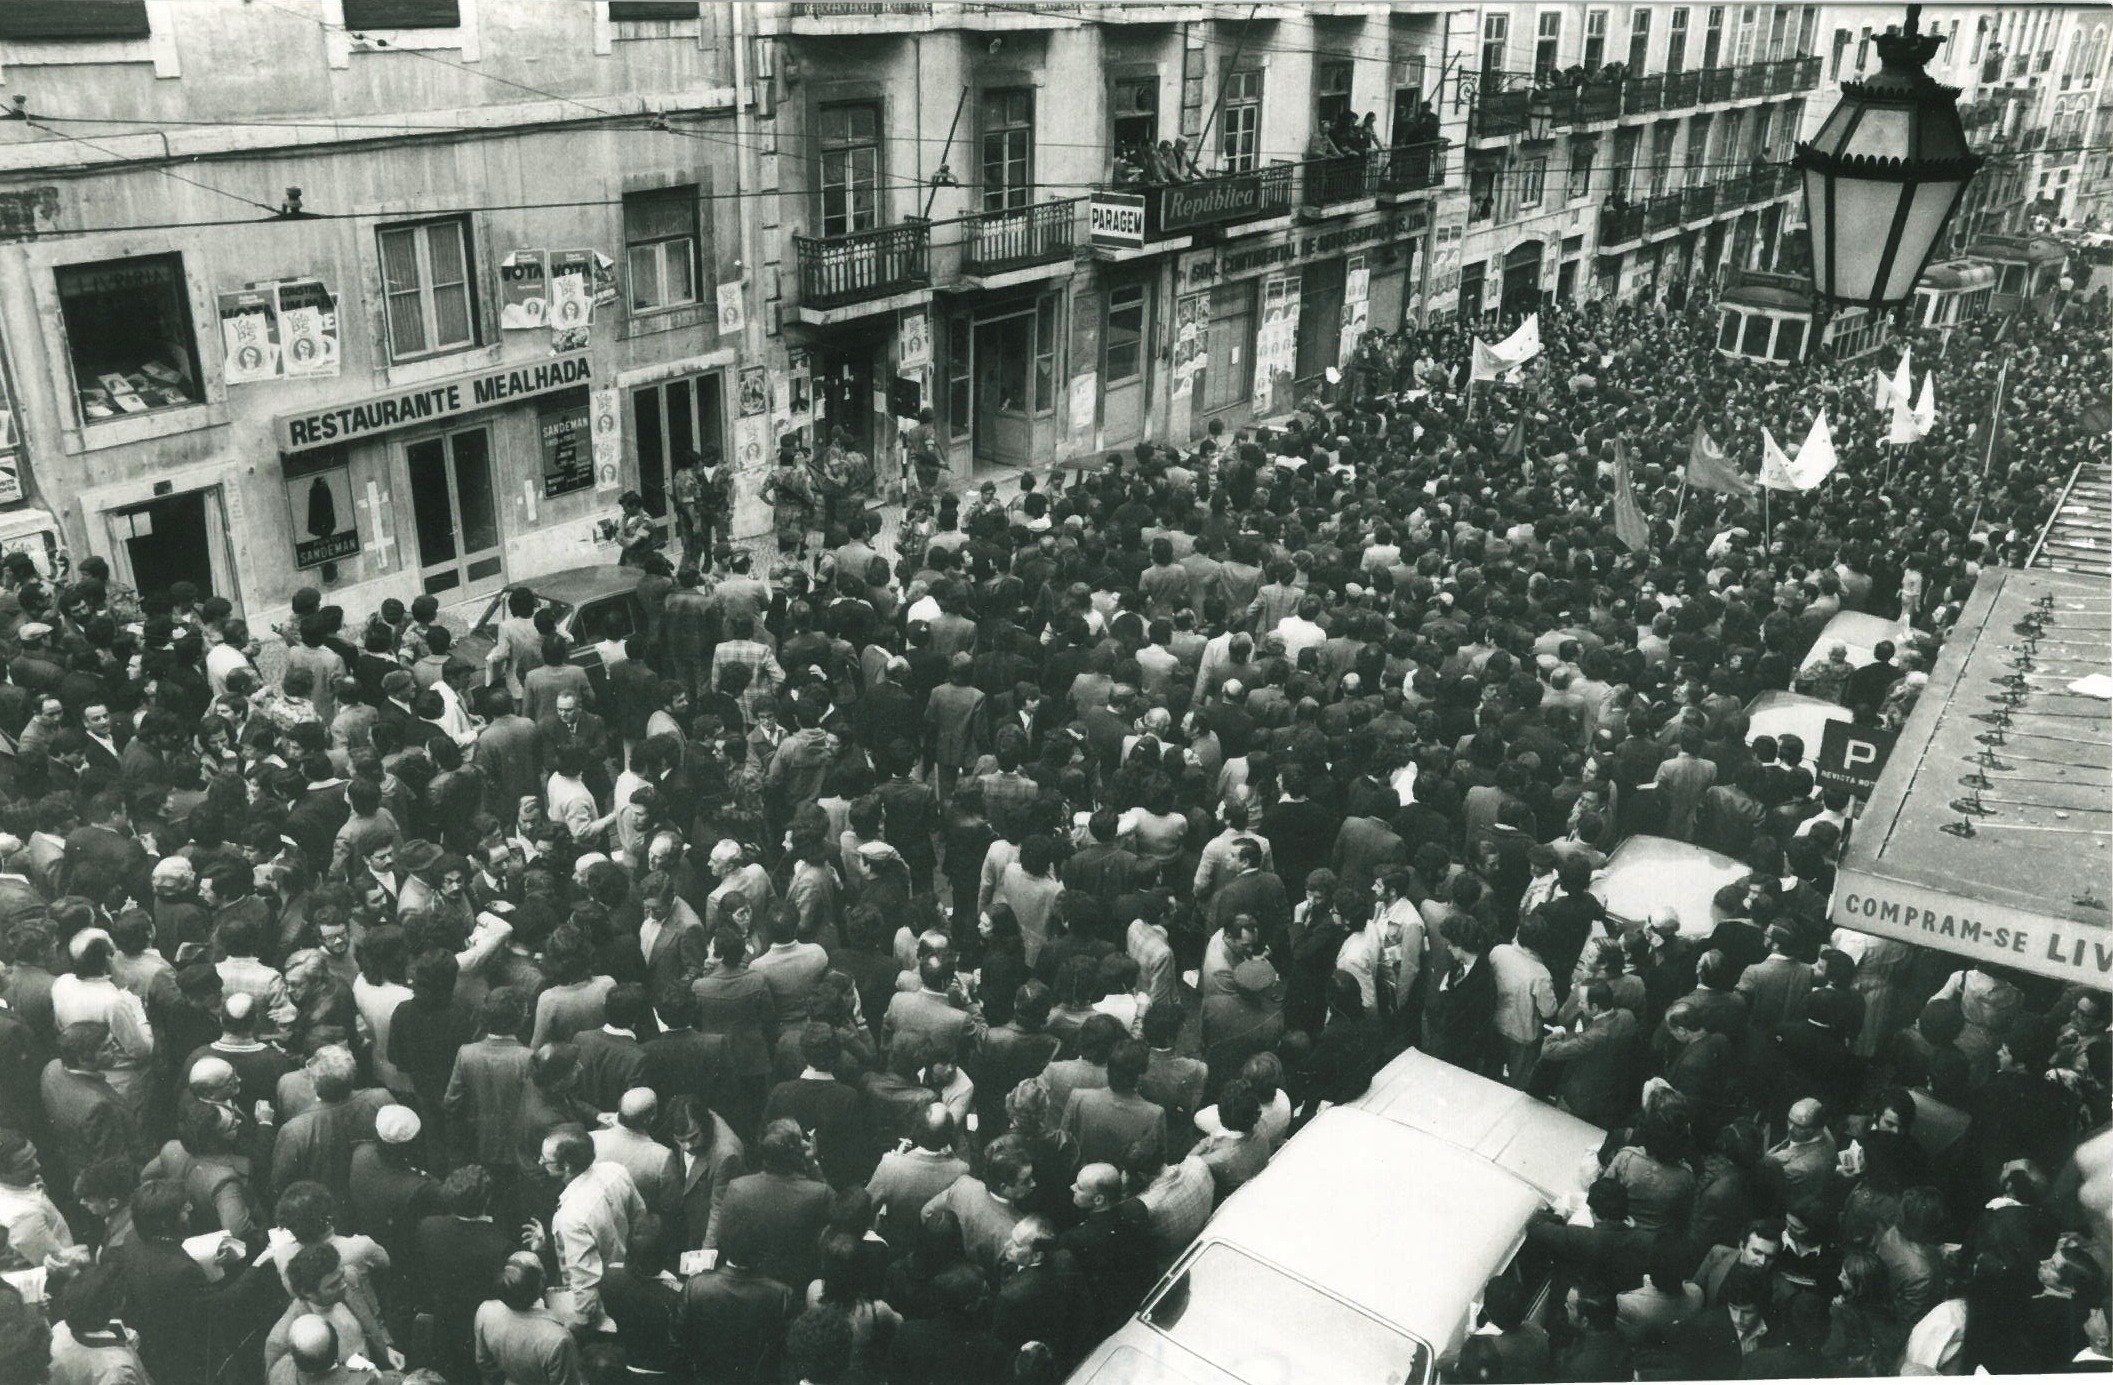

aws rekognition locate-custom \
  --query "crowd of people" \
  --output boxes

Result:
[0,279,2102,1385]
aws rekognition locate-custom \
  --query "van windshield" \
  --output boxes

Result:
[1143,1242,1432,1385]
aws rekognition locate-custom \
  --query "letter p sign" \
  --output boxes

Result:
[1818,719,1900,799]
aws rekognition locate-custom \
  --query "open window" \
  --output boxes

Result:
[58,253,202,423]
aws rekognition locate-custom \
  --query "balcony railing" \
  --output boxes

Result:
[962,198,1077,276]
[1305,156,1379,206]
[1735,62,1771,99]
[1702,66,1736,102]
[1624,73,1664,116]
[1475,56,1810,143]
[1135,163,1294,238]
[789,1,929,12]
[794,221,929,309]
[1646,191,1685,232]
[1379,143,1448,195]
[1579,81,1623,121]
[1600,202,1645,246]
[1683,181,1717,221]
[1665,70,1702,107]
[1474,88,1532,140]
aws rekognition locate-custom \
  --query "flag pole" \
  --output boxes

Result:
[1967,358,2009,536]
[1673,477,1689,535]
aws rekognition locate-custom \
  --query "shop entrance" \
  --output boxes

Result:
[632,373,728,531]
[973,307,1036,472]
[109,489,224,599]
[1294,258,1346,388]
[406,425,504,600]
[814,333,881,458]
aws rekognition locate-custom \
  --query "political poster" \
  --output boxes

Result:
[276,279,340,379]
[219,289,280,386]
[1173,294,1207,400]
[716,281,746,337]
[590,387,623,492]
[898,309,931,372]
[738,366,769,418]
[500,251,549,330]
[548,250,595,353]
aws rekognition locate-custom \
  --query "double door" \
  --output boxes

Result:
[407,426,503,600]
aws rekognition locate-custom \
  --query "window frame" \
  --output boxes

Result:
[0,0,150,41]
[623,186,701,315]
[1567,140,1595,200]
[55,250,204,425]
[1110,74,1159,168]
[980,87,1035,214]
[1221,69,1263,173]
[1628,8,1651,75]
[1535,12,1561,81]
[376,216,480,364]
[1316,58,1354,131]
[818,101,882,238]
[1583,9,1608,70]
[1481,13,1509,84]
[1667,7,1689,74]
[1032,292,1061,416]
[1105,282,1148,386]
[1518,154,1547,210]
[342,0,460,28]
[1704,5,1724,67]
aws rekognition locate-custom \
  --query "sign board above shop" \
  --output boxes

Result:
[275,352,593,452]
[1176,208,1429,296]
[1089,193,1146,248]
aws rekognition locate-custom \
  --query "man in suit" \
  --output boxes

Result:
[1063,1038,1168,1169]
[1694,1218,1782,1305]
[1672,1262,1774,1379]
[111,1176,270,1385]
[1557,1286,1634,1382]
[78,700,124,776]
[923,652,985,803]
[571,984,651,1114]
[1206,840,1290,942]
[1200,960,1285,1103]
[678,1229,796,1385]
[1526,1178,1652,1293]
[1540,980,1643,1129]
[865,1103,968,1241]
[274,1044,385,1210]
[641,988,730,1114]
[1062,810,1139,900]
[473,687,541,816]
[443,988,534,1178]
[61,788,151,907]
[39,1020,136,1197]
[761,1025,869,1189]
[591,1087,682,1229]
[881,952,979,1065]
[537,691,610,803]
[966,981,1061,1139]
[1652,728,1717,843]
[414,1165,513,1385]
[705,1119,832,1290]
[669,1093,744,1254]
[635,870,708,1004]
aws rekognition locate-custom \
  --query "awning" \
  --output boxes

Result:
[1831,568,2112,985]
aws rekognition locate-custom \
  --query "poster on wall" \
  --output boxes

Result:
[733,413,771,474]
[501,251,549,330]
[1254,276,1301,416]
[898,309,931,372]
[1173,294,1207,400]
[283,451,360,569]
[589,387,623,492]
[716,282,746,337]
[276,279,341,379]
[737,365,769,418]
[785,352,812,429]
[539,389,594,499]
[219,289,281,385]
[1339,252,1372,365]
[548,250,595,353]
[1068,372,1097,438]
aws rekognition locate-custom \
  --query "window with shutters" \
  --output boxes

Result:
[981,89,1033,213]
[57,253,202,423]
[1584,10,1607,69]
[1481,14,1509,84]
[1535,13,1562,81]
[1316,59,1354,132]
[819,103,881,237]
[342,0,460,28]
[1686,115,1711,186]
[1795,7,1818,57]
[1733,5,1757,65]
[1221,70,1263,172]
[1667,8,1689,74]
[624,188,699,313]
[1629,10,1651,74]
[377,218,478,362]
[0,0,149,40]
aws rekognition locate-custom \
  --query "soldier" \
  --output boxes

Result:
[763,443,816,563]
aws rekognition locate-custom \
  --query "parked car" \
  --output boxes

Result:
[1063,1052,1604,1385]
[1590,832,1751,937]
[1798,610,1907,679]
[1744,688,1854,774]
[455,564,649,697]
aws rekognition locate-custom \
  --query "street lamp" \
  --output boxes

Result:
[1794,4,1982,307]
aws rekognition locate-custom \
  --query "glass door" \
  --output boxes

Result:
[632,373,727,536]
[406,426,504,600]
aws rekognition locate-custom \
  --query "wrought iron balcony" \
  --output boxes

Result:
[1134,164,1294,237]
[1474,88,1532,140]
[1735,62,1771,99]
[794,221,929,309]
[1624,73,1664,116]
[1378,143,1448,196]
[1646,191,1685,232]
[1304,156,1380,207]
[962,198,1078,276]
[1578,81,1622,121]
[1701,66,1736,102]
[1600,201,1645,246]
[1664,70,1702,108]
[1683,181,1718,221]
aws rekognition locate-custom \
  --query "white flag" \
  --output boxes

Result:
[1760,427,1801,492]
[1890,348,1913,415]
[1791,409,1839,489]
[1913,371,1937,433]
[1471,313,1543,382]
[1885,382,1926,445]
[1871,367,1895,413]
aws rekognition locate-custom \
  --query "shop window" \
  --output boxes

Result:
[0,0,148,40]
[378,217,478,362]
[1316,60,1354,130]
[946,312,971,442]
[1106,284,1147,384]
[981,89,1034,213]
[1584,9,1607,70]
[59,253,202,423]
[342,0,460,27]
[1033,293,1060,414]
[624,186,700,312]
[819,102,881,237]
[1111,77,1159,171]
[1220,70,1262,173]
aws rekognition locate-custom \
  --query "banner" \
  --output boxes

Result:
[1760,427,1800,492]
[1612,440,1651,552]
[1471,313,1542,383]
[276,279,340,379]
[1792,409,1839,488]
[500,250,549,330]
[218,289,280,386]
[1686,423,1755,496]
[1912,372,1936,435]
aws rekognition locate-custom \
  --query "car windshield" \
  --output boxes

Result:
[1143,1243,1431,1385]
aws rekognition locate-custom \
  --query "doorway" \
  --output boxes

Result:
[815,340,878,457]
[1101,282,1149,451]
[632,373,728,532]
[1502,241,1545,320]
[406,426,504,600]
[109,490,220,598]
[972,307,1036,472]
[1294,258,1347,388]
[1199,281,1255,427]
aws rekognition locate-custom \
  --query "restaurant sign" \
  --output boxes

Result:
[277,352,593,452]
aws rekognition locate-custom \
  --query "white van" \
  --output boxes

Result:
[1063,1052,1604,1385]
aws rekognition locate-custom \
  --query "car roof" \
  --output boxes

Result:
[1744,690,1853,770]
[1799,611,1904,674]
[1349,1049,1606,1203]
[1591,832,1750,936]
[510,564,647,608]
[1196,1106,1544,1349]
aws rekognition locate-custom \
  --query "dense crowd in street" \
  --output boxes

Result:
[0,282,2104,1385]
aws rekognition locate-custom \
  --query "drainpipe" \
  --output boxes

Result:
[731,2,762,365]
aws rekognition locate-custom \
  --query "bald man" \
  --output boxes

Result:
[1760,1098,1842,1222]
[186,990,296,1113]
[272,1313,398,1385]
[591,1088,681,1225]
[1059,1163,1156,1337]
